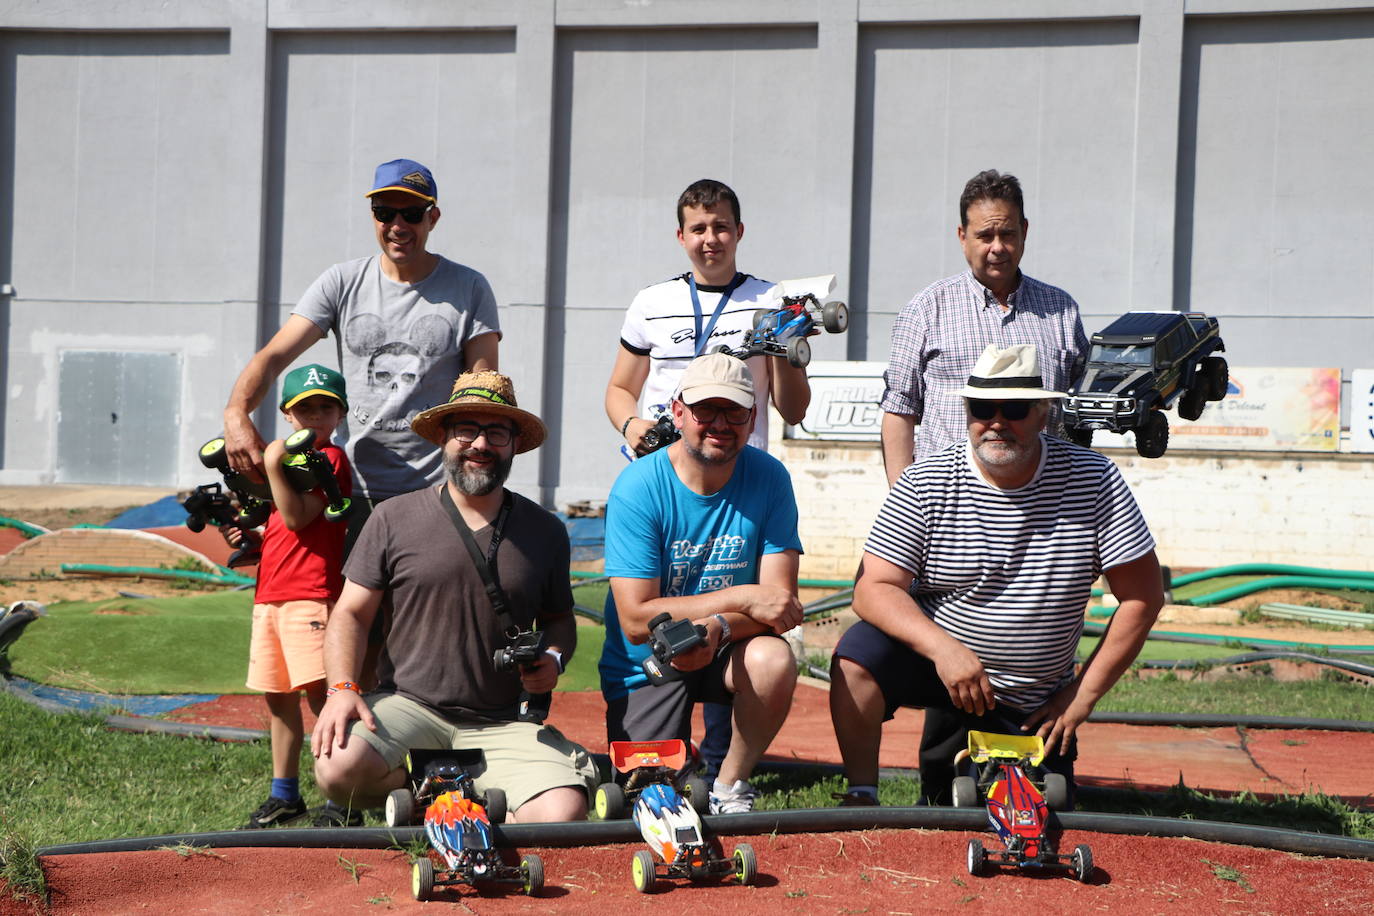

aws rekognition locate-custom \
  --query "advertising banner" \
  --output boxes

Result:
[1349,369,1374,454]
[786,361,885,441]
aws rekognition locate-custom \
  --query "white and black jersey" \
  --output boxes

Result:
[865,435,1155,710]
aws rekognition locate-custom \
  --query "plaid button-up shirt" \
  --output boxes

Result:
[881,270,1088,461]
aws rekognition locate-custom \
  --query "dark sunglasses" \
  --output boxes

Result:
[967,399,1035,422]
[443,420,516,447]
[371,204,432,225]
[685,402,754,426]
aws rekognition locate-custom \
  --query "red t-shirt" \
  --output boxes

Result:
[254,443,353,604]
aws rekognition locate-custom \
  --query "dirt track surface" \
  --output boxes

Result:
[16,829,1374,915]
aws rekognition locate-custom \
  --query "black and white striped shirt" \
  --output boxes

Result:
[865,435,1155,710]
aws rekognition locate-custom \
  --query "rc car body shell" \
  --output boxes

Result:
[1064,311,1225,445]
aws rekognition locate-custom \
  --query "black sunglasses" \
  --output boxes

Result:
[371,204,432,225]
[967,399,1035,422]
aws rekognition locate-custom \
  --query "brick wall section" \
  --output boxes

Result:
[0,528,218,579]
[777,439,1374,578]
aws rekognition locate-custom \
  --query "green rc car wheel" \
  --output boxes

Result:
[522,853,544,896]
[412,857,435,901]
[199,437,228,470]
[323,497,353,522]
[283,428,317,454]
[733,842,758,885]
[631,849,657,894]
[595,782,626,820]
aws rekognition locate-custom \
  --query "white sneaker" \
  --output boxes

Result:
[708,779,757,815]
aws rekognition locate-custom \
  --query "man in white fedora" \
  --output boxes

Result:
[828,343,1163,807]
[311,369,597,824]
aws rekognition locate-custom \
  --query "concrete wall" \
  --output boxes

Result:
[2,0,1372,566]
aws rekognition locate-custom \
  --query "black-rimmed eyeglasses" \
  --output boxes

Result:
[444,421,516,447]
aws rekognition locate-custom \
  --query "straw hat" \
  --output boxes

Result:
[953,344,1066,400]
[410,370,547,453]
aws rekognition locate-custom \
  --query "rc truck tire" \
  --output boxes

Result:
[199,437,228,469]
[822,301,849,333]
[1203,356,1229,400]
[595,782,626,820]
[685,776,710,816]
[385,788,416,827]
[1043,772,1070,811]
[484,787,507,825]
[1177,385,1207,421]
[952,776,979,808]
[412,858,435,901]
[967,839,986,876]
[1135,410,1169,459]
[522,853,544,895]
[632,849,658,893]
[1073,844,1094,883]
[787,336,811,369]
[733,842,758,885]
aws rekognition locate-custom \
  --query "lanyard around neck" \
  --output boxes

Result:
[688,273,745,357]
[439,484,516,634]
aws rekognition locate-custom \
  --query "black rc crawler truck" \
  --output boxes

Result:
[1063,311,1227,458]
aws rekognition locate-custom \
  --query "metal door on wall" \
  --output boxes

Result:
[56,350,181,486]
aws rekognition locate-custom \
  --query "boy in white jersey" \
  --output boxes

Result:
[829,344,1164,806]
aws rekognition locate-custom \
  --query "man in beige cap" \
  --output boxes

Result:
[311,370,596,824]
[829,344,1163,807]
[599,351,804,815]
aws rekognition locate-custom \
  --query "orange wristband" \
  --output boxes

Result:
[326,681,361,697]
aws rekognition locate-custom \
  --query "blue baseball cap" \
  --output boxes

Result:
[365,158,437,203]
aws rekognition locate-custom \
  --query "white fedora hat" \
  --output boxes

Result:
[953,344,1066,400]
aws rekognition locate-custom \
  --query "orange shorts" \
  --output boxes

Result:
[246,599,330,693]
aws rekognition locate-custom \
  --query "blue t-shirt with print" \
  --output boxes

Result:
[598,445,803,699]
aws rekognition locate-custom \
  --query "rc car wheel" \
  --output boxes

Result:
[822,300,849,333]
[385,787,416,827]
[199,437,228,469]
[787,336,811,369]
[632,849,658,894]
[1043,772,1070,811]
[522,853,544,896]
[283,428,316,455]
[753,308,774,330]
[412,857,435,901]
[1073,844,1094,882]
[1203,356,1229,400]
[952,776,979,808]
[484,787,507,825]
[595,782,626,820]
[1177,385,1207,421]
[685,776,710,816]
[966,839,986,876]
[733,842,758,885]
[1134,410,1169,459]
[323,497,353,523]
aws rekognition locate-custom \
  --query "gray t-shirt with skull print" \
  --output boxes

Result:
[293,255,501,500]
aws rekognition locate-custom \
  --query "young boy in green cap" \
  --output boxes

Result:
[232,363,354,828]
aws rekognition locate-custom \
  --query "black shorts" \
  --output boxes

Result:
[834,620,1077,804]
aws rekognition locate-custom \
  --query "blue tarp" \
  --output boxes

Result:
[107,495,188,529]
[560,514,604,562]
[5,676,216,716]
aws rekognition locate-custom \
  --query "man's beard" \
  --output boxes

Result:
[683,429,741,466]
[444,447,513,496]
[973,430,1038,469]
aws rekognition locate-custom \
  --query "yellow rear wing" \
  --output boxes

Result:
[967,730,1046,767]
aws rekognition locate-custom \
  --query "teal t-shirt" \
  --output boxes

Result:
[598,446,803,698]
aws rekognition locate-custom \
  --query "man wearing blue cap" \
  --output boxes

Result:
[224,159,501,524]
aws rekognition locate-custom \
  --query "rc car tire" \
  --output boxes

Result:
[484,787,507,825]
[283,428,316,455]
[967,839,986,877]
[199,437,228,469]
[685,776,710,816]
[952,776,979,808]
[595,782,626,820]
[1073,844,1094,883]
[1135,410,1169,459]
[822,301,849,333]
[733,842,758,885]
[412,858,435,901]
[323,497,353,522]
[385,788,416,827]
[787,336,811,369]
[1203,356,1229,400]
[522,853,544,895]
[1177,385,1207,421]
[1043,773,1070,811]
[632,849,658,894]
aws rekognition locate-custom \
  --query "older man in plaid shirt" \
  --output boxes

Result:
[879,170,1089,487]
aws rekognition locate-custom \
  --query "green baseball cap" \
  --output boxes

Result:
[280,364,348,411]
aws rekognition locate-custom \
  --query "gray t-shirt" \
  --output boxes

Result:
[344,486,574,721]
[293,255,501,500]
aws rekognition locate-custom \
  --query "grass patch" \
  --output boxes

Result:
[1095,671,1373,720]
[0,824,46,906]
[5,583,609,697]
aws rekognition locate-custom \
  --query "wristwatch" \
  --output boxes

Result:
[712,613,731,646]
[545,648,565,674]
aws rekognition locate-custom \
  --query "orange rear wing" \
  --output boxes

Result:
[609,739,688,774]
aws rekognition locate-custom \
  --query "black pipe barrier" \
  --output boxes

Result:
[37,807,1374,861]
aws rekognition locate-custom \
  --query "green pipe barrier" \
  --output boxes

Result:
[0,516,46,538]
[1082,619,1374,654]
[1182,576,1374,607]
[1170,563,1374,587]
[59,563,255,588]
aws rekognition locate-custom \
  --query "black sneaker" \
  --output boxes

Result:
[311,801,364,828]
[239,796,307,829]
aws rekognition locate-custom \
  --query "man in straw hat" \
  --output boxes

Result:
[829,344,1163,807]
[311,370,597,823]
[599,351,804,815]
